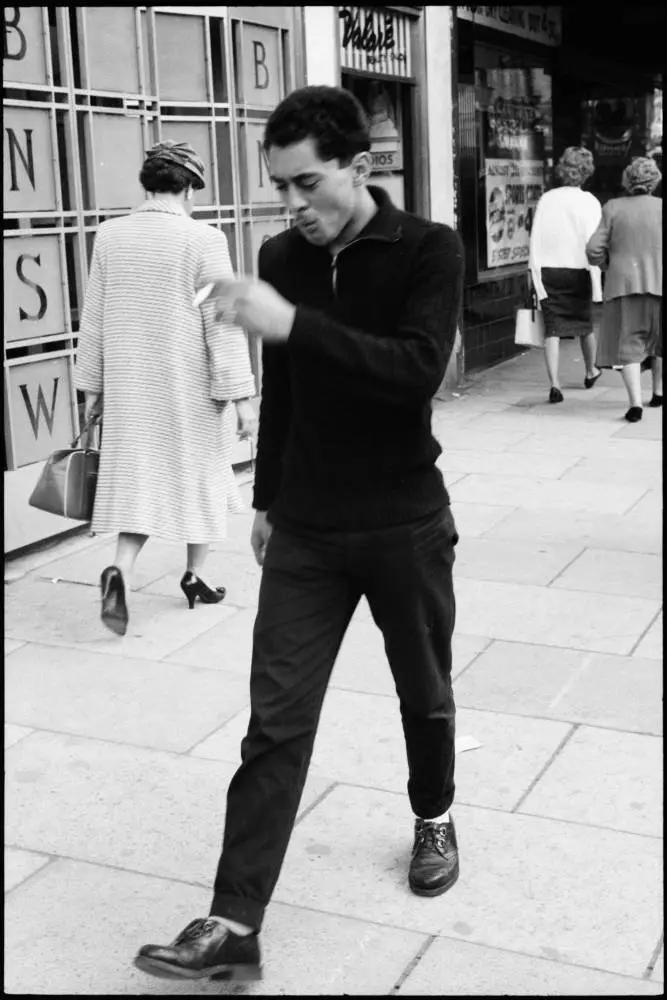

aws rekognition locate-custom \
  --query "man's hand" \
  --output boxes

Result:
[197,278,296,343]
[235,399,258,441]
[251,510,273,566]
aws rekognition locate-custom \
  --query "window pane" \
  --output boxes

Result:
[80,8,140,94]
[6,356,76,467]
[90,115,145,210]
[215,122,235,206]
[3,107,57,212]
[236,24,283,108]
[156,15,208,103]
[239,122,280,205]
[3,7,48,87]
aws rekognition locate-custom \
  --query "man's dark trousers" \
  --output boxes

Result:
[210,505,459,931]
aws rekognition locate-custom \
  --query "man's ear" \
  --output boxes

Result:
[351,151,373,186]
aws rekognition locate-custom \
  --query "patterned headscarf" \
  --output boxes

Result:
[144,140,206,189]
[555,147,595,187]
[622,156,662,195]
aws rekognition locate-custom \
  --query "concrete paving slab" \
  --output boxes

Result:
[396,936,664,996]
[275,788,663,978]
[551,548,662,600]
[490,507,661,554]
[459,411,622,438]
[5,638,25,654]
[626,488,662,522]
[164,605,256,674]
[614,416,663,440]
[4,577,238,661]
[3,860,427,996]
[560,457,663,490]
[5,643,251,753]
[508,433,662,460]
[450,474,646,516]
[4,731,331,886]
[34,537,183,589]
[455,537,582,586]
[139,550,262,609]
[5,723,34,749]
[449,502,515,538]
[4,530,101,582]
[440,430,533,452]
[437,449,579,479]
[633,613,663,660]
[455,578,659,654]
[4,847,51,893]
[191,690,571,812]
[454,642,663,736]
[519,726,663,837]
[653,944,664,983]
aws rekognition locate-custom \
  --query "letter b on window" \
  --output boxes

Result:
[4,7,27,61]
[253,41,269,90]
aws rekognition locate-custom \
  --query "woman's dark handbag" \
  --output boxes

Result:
[28,415,101,521]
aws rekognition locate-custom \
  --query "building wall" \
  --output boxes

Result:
[3,5,305,554]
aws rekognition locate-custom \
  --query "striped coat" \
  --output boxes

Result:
[74,200,256,543]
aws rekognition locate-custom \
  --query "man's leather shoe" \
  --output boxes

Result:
[134,917,262,981]
[409,817,459,897]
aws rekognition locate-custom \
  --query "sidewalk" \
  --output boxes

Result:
[4,341,663,996]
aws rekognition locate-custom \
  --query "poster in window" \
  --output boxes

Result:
[479,66,551,270]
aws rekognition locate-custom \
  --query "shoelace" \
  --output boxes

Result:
[175,919,220,945]
[415,823,450,856]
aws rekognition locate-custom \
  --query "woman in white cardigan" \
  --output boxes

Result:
[586,156,662,422]
[529,147,603,403]
[75,141,257,636]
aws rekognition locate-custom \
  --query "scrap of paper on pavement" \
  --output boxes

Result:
[456,735,483,755]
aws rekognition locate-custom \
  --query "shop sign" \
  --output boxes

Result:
[3,6,48,86]
[339,6,412,78]
[3,106,57,213]
[457,6,561,47]
[6,356,75,467]
[485,158,543,267]
[3,235,66,343]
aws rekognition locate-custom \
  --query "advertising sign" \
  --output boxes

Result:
[485,158,543,267]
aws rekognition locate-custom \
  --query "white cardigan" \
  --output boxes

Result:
[529,187,603,302]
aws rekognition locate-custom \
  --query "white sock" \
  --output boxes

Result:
[419,810,450,824]
[209,916,253,937]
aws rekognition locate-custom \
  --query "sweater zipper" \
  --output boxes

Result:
[330,232,400,297]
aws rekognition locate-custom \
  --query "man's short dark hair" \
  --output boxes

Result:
[263,85,371,165]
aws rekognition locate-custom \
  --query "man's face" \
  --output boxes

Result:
[267,137,358,247]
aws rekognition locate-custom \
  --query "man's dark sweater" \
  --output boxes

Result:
[253,186,465,531]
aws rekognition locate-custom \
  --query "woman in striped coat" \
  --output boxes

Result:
[75,141,257,636]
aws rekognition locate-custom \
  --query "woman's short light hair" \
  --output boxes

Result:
[555,146,595,187]
[622,156,662,195]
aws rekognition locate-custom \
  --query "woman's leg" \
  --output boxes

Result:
[621,363,643,409]
[114,532,148,582]
[544,336,560,388]
[580,332,601,379]
[652,357,663,398]
[186,543,210,577]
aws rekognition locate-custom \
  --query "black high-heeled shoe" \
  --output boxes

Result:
[100,566,128,636]
[180,571,226,610]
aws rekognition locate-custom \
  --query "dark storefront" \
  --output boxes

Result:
[455,5,663,374]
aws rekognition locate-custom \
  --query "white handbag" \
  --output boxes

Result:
[515,290,545,349]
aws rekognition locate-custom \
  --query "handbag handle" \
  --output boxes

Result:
[71,413,101,450]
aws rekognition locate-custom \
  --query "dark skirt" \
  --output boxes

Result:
[540,267,593,339]
[596,294,662,367]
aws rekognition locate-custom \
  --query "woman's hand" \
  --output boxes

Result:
[235,399,258,442]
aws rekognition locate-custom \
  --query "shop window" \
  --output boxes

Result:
[469,45,553,277]
[342,74,413,212]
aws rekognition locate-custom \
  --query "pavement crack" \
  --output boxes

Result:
[511,724,578,813]
[390,935,437,994]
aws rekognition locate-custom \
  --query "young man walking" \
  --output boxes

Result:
[135,85,464,983]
